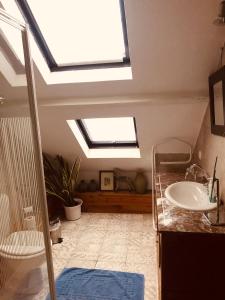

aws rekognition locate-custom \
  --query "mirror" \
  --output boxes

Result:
[209,66,225,136]
[214,81,224,126]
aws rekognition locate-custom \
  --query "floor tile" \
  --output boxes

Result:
[71,251,100,261]
[53,258,68,277]
[78,228,106,242]
[95,261,126,272]
[107,220,129,232]
[66,259,96,269]
[126,247,154,264]
[76,241,102,253]
[125,262,157,278]
[98,245,127,262]
[50,213,157,299]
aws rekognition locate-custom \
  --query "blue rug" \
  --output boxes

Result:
[47,267,144,300]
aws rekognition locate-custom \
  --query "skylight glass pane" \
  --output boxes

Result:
[27,0,126,65]
[83,117,136,143]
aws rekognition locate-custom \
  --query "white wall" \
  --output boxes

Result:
[38,98,208,188]
[0,97,207,189]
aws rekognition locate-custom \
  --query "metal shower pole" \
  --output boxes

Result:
[0,8,56,300]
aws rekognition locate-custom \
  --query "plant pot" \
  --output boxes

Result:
[64,198,83,221]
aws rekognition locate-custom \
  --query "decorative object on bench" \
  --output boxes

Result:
[77,179,88,192]
[46,268,144,300]
[134,170,148,194]
[88,179,98,192]
[99,170,114,191]
[43,154,82,221]
[114,168,135,192]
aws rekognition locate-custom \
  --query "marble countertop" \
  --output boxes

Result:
[155,171,225,234]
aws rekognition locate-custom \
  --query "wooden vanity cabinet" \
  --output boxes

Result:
[158,231,225,300]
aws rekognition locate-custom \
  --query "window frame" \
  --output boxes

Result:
[76,117,139,149]
[16,0,130,72]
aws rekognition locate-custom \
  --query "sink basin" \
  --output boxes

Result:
[165,181,217,212]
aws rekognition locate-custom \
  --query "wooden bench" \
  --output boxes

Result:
[75,191,152,213]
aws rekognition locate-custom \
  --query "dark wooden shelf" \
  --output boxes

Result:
[75,191,152,213]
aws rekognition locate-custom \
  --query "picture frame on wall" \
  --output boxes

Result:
[99,170,114,191]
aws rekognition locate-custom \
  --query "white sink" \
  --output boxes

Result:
[165,181,217,212]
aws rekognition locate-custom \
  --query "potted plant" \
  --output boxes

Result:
[43,154,82,221]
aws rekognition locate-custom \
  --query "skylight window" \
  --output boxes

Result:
[76,117,138,148]
[67,118,140,158]
[16,0,130,71]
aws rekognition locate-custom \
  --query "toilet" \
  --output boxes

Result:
[0,194,46,297]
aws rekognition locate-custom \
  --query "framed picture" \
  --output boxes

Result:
[99,170,114,191]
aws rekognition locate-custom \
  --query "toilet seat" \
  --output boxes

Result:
[0,231,45,258]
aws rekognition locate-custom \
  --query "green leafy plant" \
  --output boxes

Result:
[43,154,81,207]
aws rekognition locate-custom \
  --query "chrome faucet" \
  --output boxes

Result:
[186,164,223,225]
[185,164,209,182]
[185,164,214,200]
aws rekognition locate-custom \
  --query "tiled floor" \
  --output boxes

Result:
[52,213,158,300]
